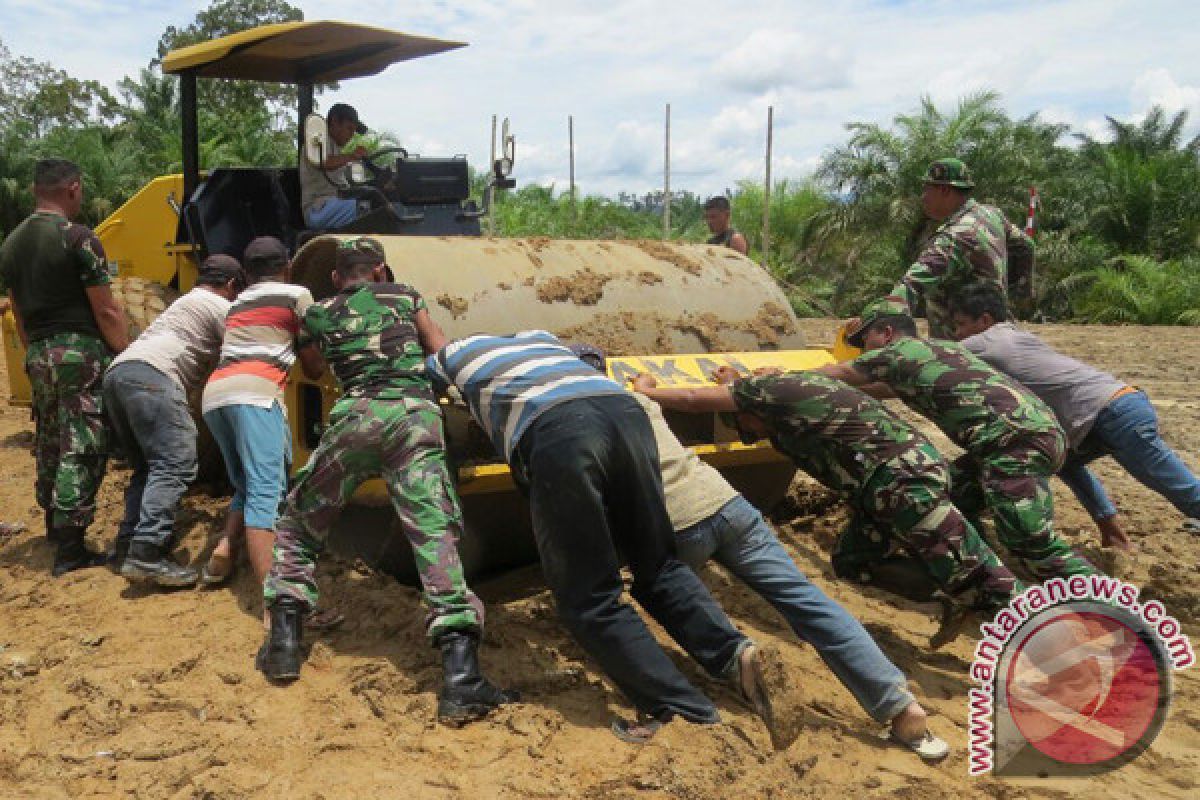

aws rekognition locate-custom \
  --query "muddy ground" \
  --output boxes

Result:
[0,320,1197,799]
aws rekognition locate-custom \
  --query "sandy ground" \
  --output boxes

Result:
[1,320,1198,799]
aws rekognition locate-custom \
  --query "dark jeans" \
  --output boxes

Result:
[512,395,745,724]
[1059,391,1200,521]
[103,361,198,549]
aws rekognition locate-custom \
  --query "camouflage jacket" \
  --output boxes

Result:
[731,372,936,493]
[891,198,1033,337]
[301,282,435,407]
[850,337,1061,453]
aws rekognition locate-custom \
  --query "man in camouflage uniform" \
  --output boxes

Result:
[261,237,515,723]
[0,159,129,575]
[829,299,1098,581]
[876,158,1033,338]
[633,368,1021,647]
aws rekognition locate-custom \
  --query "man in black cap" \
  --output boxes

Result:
[300,102,371,229]
[703,196,748,255]
[106,255,246,585]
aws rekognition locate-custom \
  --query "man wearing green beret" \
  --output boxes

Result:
[877,158,1033,339]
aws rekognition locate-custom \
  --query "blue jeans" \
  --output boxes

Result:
[675,495,914,724]
[1058,391,1200,521]
[103,361,198,549]
[203,402,291,529]
[304,197,358,228]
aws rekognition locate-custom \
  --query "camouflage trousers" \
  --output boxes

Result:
[832,442,1022,611]
[26,333,111,531]
[950,429,1098,581]
[263,396,482,640]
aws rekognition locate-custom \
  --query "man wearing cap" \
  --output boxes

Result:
[260,237,517,725]
[878,158,1033,339]
[703,196,748,255]
[201,237,325,615]
[0,158,129,576]
[299,102,371,229]
[107,255,245,585]
[826,300,1098,581]
[949,283,1200,553]
[631,365,1021,650]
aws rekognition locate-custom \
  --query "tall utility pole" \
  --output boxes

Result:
[569,115,576,218]
[487,114,497,236]
[762,105,774,268]
[663,103,672,239]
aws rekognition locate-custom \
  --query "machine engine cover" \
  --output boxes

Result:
[392,157,469,203]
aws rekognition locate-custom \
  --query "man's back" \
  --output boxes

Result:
[732,372,930,493]
[110,287,230,395]
[426,330,625,460]
[960,323,1123,449]
[303,282,434,405]
[850,337,1059,453]
[0,211,110,342]
[202,280,312,413]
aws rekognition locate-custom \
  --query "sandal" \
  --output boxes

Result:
[200,552,235,586]
[611,715,665,744]
[728,642,780,748]
[887,728,950,762]
[306,607,345,631]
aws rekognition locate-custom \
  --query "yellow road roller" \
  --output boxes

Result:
[0,21,852,582]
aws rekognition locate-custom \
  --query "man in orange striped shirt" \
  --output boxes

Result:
[201,237,325,620]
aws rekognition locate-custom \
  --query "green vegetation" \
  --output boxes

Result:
[2,2,1199,324]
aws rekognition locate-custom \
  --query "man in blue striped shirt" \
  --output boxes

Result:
[427,331,779,744]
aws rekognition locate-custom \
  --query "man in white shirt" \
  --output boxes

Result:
[299,102,369,229]
[104,255,244,585]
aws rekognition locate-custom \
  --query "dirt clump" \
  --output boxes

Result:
[635,239,703,275]
[436,293,469,318]
[535,268,611,306]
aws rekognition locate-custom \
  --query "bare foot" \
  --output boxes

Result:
[890,702,928,742]
[1097,516,1135,553]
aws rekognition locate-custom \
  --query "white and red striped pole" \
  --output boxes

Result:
[1025,186,1038,236]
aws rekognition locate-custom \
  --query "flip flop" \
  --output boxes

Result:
[200,553,235,586]
[729,642,781,749]
[306,607,345,631]
[888,729,950,762]
[611,716,664,744]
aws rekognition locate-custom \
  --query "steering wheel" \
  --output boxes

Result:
[353,146,409,188]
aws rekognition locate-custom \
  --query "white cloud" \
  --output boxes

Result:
[2,0,1197,196]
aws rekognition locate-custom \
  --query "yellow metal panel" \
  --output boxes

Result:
[605,350,835,388]
[161,21,465,83]
[94,175,192,288]
[2,312,31,405]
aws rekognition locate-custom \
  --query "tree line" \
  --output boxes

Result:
[3,1,1199,324]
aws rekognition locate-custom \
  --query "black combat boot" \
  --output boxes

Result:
[109,533,133,572]
[259,597,305,683]
[436,631,519,725]
[119,541,199,587]
[49,524,109,577]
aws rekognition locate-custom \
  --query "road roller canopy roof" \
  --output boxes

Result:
[160,20,465,83]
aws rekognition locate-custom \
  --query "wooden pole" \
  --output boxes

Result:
[663,103,671,239]
[762,105,774,268]
[569,115,576,218]
[487,114,497,236]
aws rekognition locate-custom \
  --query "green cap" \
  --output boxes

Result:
[335,236,387,270]
[923,158,974,189]
[845,294,913,348]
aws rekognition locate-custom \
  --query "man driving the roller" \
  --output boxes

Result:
[299,102,370,229]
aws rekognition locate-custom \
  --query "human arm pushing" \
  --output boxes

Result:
[85,285,129,354]
[630,372,738,413]
[415,307,449,355]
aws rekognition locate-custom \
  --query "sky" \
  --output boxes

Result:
[2,0,1198,197]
